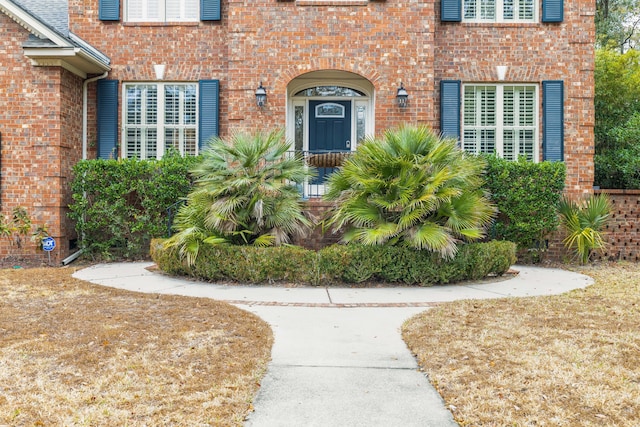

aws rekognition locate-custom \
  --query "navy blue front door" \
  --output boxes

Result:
[309,100,351,183]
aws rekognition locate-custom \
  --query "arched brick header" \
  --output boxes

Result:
[274,59,383,94]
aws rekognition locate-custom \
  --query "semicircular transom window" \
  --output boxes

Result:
[315,102,346,118]
[294,86,366,97]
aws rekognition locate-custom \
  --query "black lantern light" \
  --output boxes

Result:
[255,82,267,107]
[396,83,408,108]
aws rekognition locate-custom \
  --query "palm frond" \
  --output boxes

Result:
[405,222,457,259]
[167,128,313,256]
[559,194,611,264]
[324,124,495,259]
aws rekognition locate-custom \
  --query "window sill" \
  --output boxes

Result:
[123,21,200,27]
[458,22,542,27]
[295,0,370,6]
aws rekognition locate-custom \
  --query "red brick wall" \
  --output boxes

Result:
[223,0,436,133]
[70,0,595,195]
[435,1,596,197]
[0,13,77,263]
[543,190,640,263]
[0,0,595,262]
[59,70,85,253]
[591,190,640,262]
[69,0,436,137]
[69,0,228,137]
[292,199,343,250]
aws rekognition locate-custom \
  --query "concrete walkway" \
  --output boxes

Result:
[73,263,593,427]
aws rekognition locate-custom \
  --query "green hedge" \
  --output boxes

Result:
[150,239,517,286]
[595,149,640,189]
[482,156,566,257]
[69,153,200,259]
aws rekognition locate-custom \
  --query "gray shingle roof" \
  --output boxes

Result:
[5,0,110,67]
[12,0,69,36]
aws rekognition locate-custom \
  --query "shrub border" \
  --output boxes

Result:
[150,239,517,287]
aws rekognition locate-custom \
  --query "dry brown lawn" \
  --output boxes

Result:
[403,262,640,427]
[0,266,273,426]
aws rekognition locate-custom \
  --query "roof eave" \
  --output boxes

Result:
[0,0,70,46]
[24,47,111,78]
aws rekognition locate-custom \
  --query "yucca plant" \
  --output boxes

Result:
[324,124,496,259]
[165,129,315,265]
[558,193,611,264]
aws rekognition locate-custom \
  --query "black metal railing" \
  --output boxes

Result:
[288,150,352,198]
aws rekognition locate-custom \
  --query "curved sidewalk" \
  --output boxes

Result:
[73,263,593,427]
[73,262,593,307]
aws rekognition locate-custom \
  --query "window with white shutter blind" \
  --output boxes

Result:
[124,83,198,159]
[126,0,199,22]
[462,0,536,21]
[463,86,496,155]
[502,86,536,160]
[462,84,538,161]
[166,0,198,20]
[164,85,198,156]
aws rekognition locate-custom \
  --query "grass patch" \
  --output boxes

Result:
[0,266,273,426]
[402,263,640,426]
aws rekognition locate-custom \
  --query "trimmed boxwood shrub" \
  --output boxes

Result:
[151,239,318,284]
[482,155,565,259]
[151,239,517,286]
[69,152,200,259]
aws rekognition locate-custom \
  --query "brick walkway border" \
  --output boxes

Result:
[227,300,442,308]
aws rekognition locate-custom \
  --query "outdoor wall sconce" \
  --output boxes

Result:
[396,83,409,108]
[255,82,267,107]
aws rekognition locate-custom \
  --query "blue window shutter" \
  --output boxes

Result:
[440,80,461,141]
[97,80,119,159]
[199,80,219,150]
[543,81,564,161]
[201,0,221,21]
[99,0,120,21]
[542,0,563,22]
[441,0,462,22]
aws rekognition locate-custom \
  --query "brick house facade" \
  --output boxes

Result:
[0,0,595,263]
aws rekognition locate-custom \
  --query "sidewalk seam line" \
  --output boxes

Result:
[325,287,333,304]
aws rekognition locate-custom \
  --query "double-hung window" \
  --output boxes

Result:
[124,83,198,159]
[463,0,536,22]
[462,84,537,161]
[126,0,199,22]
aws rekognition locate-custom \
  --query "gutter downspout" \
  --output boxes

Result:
[64,72,108,265]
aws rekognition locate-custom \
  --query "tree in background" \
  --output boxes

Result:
[596,0,640,51]
[594,49,640,188]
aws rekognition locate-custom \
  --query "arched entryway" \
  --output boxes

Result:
[286,71,375,196]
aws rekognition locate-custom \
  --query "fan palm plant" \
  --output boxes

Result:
[324,124,496,259]
[165,129,315,265]
[558,193,611,264]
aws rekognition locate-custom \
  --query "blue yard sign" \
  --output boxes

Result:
[42,236,56,252]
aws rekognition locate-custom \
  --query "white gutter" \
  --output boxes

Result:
[67,72,109,265]
[61,249,83,266]
[83,71,109,159]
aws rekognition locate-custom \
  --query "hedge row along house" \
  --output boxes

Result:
[0,0,595,263]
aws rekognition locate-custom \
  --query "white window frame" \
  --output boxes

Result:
[463,0,537,22]
[461,84,539,162]
[125,0,199,23]
[122,82,199,160]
